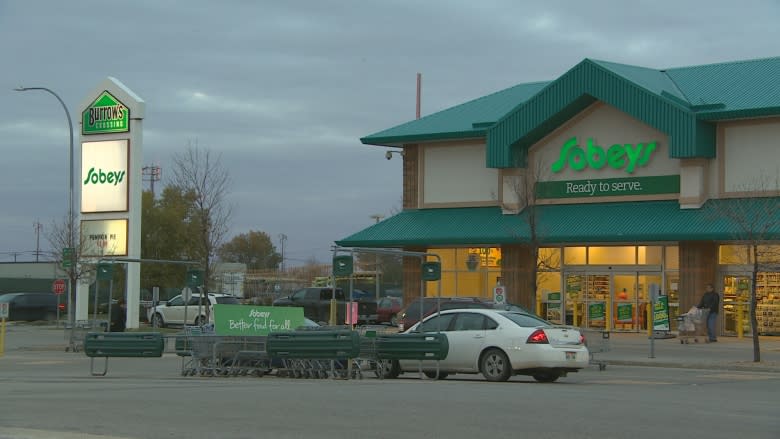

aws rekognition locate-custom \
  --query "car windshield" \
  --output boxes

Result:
[500,312,550,328]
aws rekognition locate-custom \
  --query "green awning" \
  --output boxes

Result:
[336,198,780,247]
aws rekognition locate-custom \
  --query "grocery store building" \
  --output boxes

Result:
[337,57,780,336]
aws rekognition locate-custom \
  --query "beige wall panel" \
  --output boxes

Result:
[723,122,780,192]
[422,143,498,204]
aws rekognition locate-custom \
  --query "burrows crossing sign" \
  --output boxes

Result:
[82,91,129,134]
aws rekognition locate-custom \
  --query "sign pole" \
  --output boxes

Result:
[0,317,5,357]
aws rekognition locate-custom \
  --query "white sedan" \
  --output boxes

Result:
[382,308,590,382]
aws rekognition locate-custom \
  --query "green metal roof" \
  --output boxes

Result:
[665,57,780,120]
[336,198,780,247]
[486,59,714,166]
[360,81,550,146]
[361,56,780,165]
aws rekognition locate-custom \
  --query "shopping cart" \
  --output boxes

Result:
[677,307,708,344]
[581,329,610,371]
[64,320,108,352]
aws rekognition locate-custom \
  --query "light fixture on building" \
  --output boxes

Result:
[385,149,404,160]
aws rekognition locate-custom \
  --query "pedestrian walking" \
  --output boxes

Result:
[697,284,719,342]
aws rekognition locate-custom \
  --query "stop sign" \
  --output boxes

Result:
[52,279,66,295]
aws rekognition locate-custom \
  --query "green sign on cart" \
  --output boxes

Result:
[212,305,304,336]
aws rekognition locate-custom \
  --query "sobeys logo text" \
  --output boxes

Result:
[83,167,126,186]
[551,137,657,174]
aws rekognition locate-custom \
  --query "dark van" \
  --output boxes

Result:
[0,292,60,321]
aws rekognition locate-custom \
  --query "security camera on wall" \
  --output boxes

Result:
[385,150,393,160]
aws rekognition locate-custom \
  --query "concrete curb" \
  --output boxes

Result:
[606,359,780,373]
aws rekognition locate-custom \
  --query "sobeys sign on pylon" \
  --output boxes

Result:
[82,91,129,134]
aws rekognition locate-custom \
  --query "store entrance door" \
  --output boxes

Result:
[723,274,752,337]
[565,271,662,332]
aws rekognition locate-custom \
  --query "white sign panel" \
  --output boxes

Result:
[81,140,129,213]
[80,219,128,257]
[0,302,8,319]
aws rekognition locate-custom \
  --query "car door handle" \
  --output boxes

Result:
[473,335,484,339]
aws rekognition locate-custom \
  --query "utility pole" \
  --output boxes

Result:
[278,234,287,273]
[142,165,162,197]
[33,221,43,262]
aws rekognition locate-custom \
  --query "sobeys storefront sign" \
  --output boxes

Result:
[82,91,129,134]
[536,175,680,199]
[212,305,304,336]
[538,136,679,199]
[551,137,657,174]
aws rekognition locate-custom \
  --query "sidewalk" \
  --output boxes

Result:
[3,322,780,373]
[590,331,780,373]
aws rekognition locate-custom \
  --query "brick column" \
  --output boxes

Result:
[679,241,718,312]
[402,247,424,306]
[501,244,536,311]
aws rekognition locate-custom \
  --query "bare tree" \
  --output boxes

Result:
[503,156,552,314]
[169,141,233,291]
[712,175,780,362]
[45,214,97,333]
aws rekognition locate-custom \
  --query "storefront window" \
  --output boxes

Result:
[719,245,751,264]
[426,247,499,299]
[757,245,780,264]
[564,247,586,265]
[588,246,636,265]
[637,246,662,265]
[665,246,679,269]
[538,247,561,270]
[536,271,562,322]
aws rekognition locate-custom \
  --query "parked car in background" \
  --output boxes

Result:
[0,292,62,321]
[383,308,589,382]
[396,297,493,332]
[273,287,377,324]
[148,293,240,327]
[376,296,403,326]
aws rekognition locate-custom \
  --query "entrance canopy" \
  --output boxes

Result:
[336,198,780,247]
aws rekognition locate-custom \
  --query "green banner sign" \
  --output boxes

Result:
[653,295,670,331]
[588,302,605,321]
[616,303,633,322]
[536,175,680,199]
[82,91,129,134]
[212,305,304,336]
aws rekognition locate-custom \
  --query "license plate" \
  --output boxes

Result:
[565,351,576,360]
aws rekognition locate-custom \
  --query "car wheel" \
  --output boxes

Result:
[390,314,398,326]
[480,348,512,382]
[151,313,165,328]
[376,360,400,379]
[532,371,562,383]
[423,371,449,380]
[194,316,206,326]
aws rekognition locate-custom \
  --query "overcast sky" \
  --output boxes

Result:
[1,0,779,266]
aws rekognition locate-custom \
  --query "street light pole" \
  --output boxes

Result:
[370,214,384,300]
[14,86,76,340]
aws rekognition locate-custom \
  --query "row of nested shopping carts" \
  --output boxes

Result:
[175,325,393,379]
[177,325,271,377]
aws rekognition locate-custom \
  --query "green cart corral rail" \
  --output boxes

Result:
[84,332,164,376]
[375,333,448,361]
[266,330,361,359]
